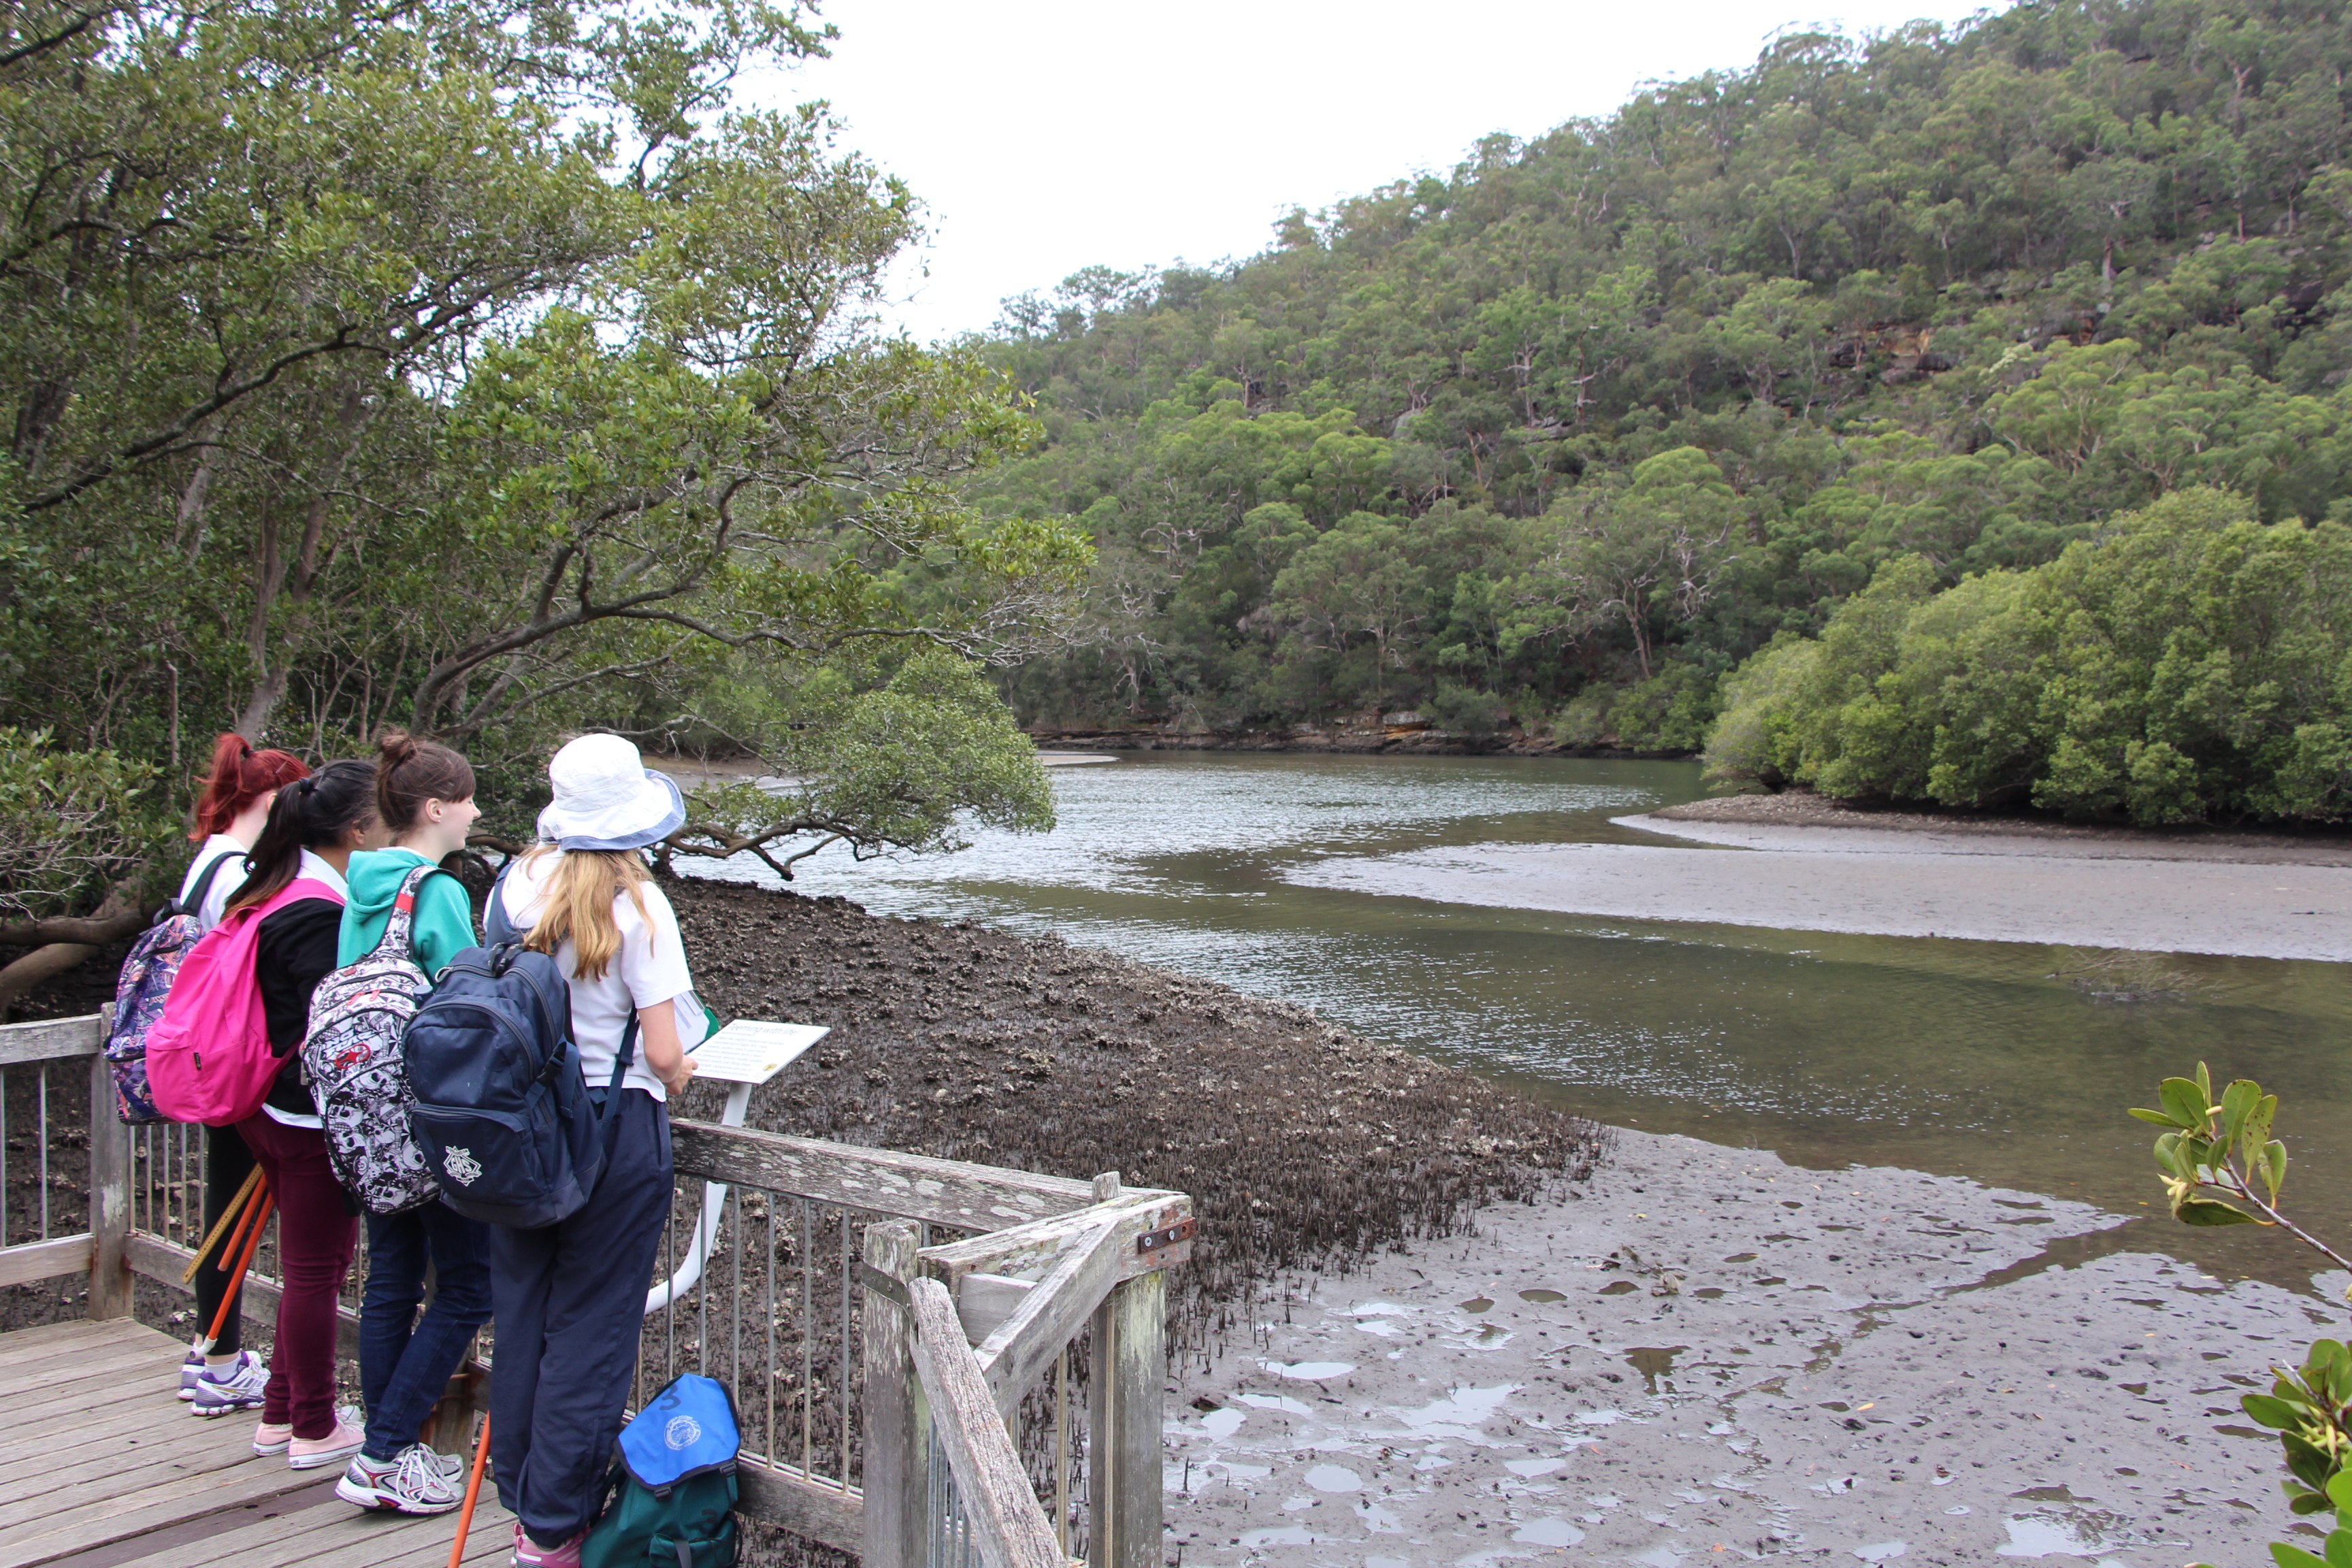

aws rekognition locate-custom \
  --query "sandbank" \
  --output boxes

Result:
[1286,819,2352,960]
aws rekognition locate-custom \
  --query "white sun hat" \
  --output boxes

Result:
[536,734,687,851]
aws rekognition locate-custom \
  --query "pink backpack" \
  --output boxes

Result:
[146,879,342,1127]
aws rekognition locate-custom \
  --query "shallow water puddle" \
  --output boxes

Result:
[1512,1517,1585,1546]
[1302,1463,1360,1492]
[1392,1382,1518,1434]
[1234,1392,1312,1415]
[1518,1288,1566,1303]
[1624,1344,1688,1393]
[1997,1512,2138,1558]
[1261,1358,1354,1379]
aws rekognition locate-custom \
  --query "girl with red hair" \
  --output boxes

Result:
[176,734,308,1414]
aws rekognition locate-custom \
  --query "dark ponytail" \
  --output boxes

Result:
[374,730,475,835]
[223,760,377,913]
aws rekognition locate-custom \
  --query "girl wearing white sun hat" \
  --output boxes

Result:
[485,734,702,1567]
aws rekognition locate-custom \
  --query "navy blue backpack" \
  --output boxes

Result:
[401,930,635,1230]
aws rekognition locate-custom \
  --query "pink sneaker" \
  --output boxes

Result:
[252,1421,292,1457]
[513,1526,586,1566]
[287,1406,365,1470]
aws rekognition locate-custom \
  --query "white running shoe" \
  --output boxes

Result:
[188,1355,270,1418]
[287,1407,368,1470]
[182,1348,261,1402]
[336,1443,463,1514]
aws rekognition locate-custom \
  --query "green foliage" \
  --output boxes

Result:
[0,730,165,919]
[1704,492,2352,823]
[979,0,2352,743]
[0,0,1084,904]
[668,649,1054,879]
[2133,1068,2352,1561]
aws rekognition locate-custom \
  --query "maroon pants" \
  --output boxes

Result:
[234,1114,357,1439]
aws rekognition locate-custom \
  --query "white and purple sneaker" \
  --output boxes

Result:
[180,1347,261,1402]
[189,1354,270,1418]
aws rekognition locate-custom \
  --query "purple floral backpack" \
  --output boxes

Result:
[104,849,240,1124]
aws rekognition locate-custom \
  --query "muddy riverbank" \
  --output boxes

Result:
[1165,1128,2335,1566]
[661,878,1601,1339]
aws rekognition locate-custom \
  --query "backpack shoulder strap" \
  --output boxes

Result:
[483,860,521,947]
[596,1013,641,1134]
[176,849,239,917]
[376,862,441,958]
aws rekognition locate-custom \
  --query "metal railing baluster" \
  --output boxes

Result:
[840,1208,852,1490]
[38,1064,50,1239]
[801,1196,813,1478]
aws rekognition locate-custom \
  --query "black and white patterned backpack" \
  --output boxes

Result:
[301,863,444,1215]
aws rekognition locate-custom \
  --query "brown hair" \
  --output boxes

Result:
[374,731,476,835]
[189,734,309,841]
[517,845,653,981]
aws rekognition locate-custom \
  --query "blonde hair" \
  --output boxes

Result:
[517,845,653,982]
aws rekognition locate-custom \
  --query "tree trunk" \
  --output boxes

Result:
[0,940,101,1014]
[234,668,288,743]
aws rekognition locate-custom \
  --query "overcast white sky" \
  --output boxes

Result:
[745,0,2008,344]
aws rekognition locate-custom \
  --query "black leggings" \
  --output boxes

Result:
[194,1122,255,1356]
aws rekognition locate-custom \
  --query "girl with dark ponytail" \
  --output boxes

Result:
[176,736,308,1414]
[331,732,486,1517]
[212,760,387,1471]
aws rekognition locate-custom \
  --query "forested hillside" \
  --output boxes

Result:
[975,0,2352,770]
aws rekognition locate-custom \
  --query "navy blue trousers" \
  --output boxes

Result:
[488,1089,672,1546]
[361,1202,492,1461]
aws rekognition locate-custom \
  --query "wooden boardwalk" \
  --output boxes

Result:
[0,1319,512,1568]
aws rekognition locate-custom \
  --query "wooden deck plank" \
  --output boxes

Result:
[0,1405,238,1475]
[0,1320,157,1368]
[7,1374,189,1432]
[0,1399,239,1473]
[112,1490,508,1568]
[297,1501,518,1568]
[35,1476,346,1568]
[7,1355,179,1411]
[0,1421,256,1510]
[0,1443,325,1567]
[1,1343,181,1401]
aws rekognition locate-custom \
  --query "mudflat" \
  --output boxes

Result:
[1165,1128,2330,1566]
[1287,810,2352,960]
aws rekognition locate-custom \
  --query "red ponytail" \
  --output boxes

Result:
[189,733,310,841]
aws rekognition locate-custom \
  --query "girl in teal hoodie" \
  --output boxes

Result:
[333,732,487,1517]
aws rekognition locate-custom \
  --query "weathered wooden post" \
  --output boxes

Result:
[863,1220,930,1568]
[86,1022,133,1321]
[1085,1175,1165,1568]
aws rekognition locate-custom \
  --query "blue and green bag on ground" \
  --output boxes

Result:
[583,1373,740,1568]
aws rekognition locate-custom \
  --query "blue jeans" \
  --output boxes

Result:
[360,1202,493,1461]
[490,1089,672,1547]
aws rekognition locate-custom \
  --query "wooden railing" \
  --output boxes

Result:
[0,1013,1193,1567]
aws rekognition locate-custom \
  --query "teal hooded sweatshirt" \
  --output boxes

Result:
[337,847,477,979]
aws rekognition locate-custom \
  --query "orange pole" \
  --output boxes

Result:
[196,1190,272,1354]
[448,1412,491,1568]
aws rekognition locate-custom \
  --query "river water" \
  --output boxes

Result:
[700,751,2352,1288]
